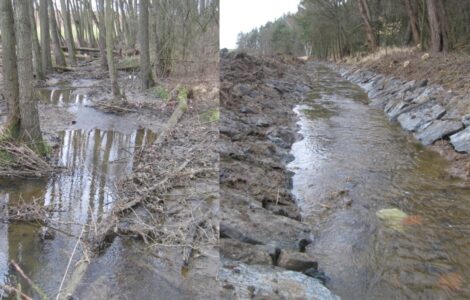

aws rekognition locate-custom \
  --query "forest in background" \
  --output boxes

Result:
[0,0,218,152]
[236,0,470,59]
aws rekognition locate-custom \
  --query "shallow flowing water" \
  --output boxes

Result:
[0,86,156,299]
[289,64,470,299]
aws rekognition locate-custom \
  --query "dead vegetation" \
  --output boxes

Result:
[0,140,55,178]
[3,198,50,224]
[345,47,470,95]
[89,92,218,254]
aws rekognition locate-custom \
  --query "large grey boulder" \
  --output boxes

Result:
[450,127,470,153]
[397,103,446,132]
[415,120,463,145]
[220,260,340,300]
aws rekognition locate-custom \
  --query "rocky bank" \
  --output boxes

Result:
[334,64,470,181]
[219,51,339,299]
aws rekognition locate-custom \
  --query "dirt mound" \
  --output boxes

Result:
[220,52,337,298]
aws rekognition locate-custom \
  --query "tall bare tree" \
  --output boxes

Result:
[15,0,44,150]
[403,0,420,46]
[0,0,20,134]
[61,0,77,64]
[98,0,108,70]
[40,0,53,74]
[427,0,449,52]
[357,0,377,50]
[139,0,153,89]
[106,0,121,98]
[49,0,66,66]
[29,1,45,80]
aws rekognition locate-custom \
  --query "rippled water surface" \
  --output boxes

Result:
[289,64,470,299]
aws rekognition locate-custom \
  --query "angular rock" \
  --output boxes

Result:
[256,117,272,127]
[397,103,446,132]
[277,250,318,272]
[220,238,276,266]
[450,127,470,153]
[220,260,340,300]
[462,114,470,127]
[221,190,312,251]
[415,120,463,145]
[417,79,428,88]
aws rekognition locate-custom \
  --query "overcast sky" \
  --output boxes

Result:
[220,0,301,49]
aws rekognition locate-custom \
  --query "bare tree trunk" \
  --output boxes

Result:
[49,0,66,66]
[61,0,77,64]
[357,0,377,50]
[29,0,45,80]
[14,0,44,150]
[106,0,121,98]
[139,0,153,89]
[0,0,20,134]
[427,0,449,52]
[40,0,53,74]
[98,0,108,70]
[402,0,420,46]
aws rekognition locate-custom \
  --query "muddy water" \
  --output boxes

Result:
[0,87,155,299]
[289,64,470,299]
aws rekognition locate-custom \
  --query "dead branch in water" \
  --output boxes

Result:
[3,199,49,224]
[0,284,33,300]
[0,141,55,178]
[10,260,48,300]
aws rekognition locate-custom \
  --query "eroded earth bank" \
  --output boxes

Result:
[219,52,338,299]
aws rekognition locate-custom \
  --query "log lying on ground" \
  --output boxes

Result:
[53,65,75,72]
[155,93,188,146]
[60,46,97,53]
[60,46,119,55]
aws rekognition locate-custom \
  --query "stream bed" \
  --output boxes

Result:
[289,64,470,299]
[0,85,156,299]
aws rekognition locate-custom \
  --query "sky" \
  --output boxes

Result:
[220,0,301,49]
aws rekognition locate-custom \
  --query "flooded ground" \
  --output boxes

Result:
[289,64,470,299]
[0,85,156,299]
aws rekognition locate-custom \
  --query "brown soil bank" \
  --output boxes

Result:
[219,51,339,299]
[336,49,470,182]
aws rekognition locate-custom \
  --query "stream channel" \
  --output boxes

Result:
[0,83,161,299]
[289,64,470,299]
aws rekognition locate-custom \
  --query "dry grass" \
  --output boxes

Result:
[344,46,470,95]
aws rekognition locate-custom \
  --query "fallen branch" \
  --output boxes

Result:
[182,219,205,267]
[155,94,188,146]
[53,65,75,72]
[10,260,48,300]
[0,284,33,300]
[55,223,87,300]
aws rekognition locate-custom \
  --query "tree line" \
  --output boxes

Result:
[0,0,218,151]
[237,0,470,58]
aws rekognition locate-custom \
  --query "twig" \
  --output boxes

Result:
[55,223,87,300]
[10,260,48,300]
[0,285,33,300]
